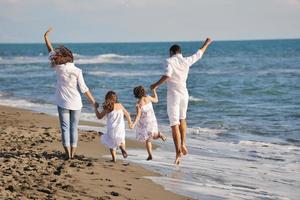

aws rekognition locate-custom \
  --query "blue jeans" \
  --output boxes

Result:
[57,106,81,147]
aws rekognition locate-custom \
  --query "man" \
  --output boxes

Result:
[150,38,212,164]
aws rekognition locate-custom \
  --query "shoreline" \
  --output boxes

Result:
[0,105,190,199]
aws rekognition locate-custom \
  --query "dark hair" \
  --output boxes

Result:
[103,91,118,112]
[52,45,73,65]
[133,86,147,99]
[169,44,181,55]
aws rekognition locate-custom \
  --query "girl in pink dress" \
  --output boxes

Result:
[130,86,167,160]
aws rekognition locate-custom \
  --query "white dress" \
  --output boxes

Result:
[101,109,126,149]
[136,101,159,142]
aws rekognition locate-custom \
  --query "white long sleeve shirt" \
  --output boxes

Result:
[164,49,203,92]
[49,51,89,110]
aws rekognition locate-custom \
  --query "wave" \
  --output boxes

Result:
[238,140,300,149]
[86,70,162,77]
[188,127,223,135]
[0,97,58,116]
[0,56,48,64]
[188,96,206,102]
[75,53,160,65]
[257,69,300,75]
[0,53,161,65]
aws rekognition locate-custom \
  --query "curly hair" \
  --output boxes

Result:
[133,86,147,99]
[52,45,73,65]
[103,91,118,112]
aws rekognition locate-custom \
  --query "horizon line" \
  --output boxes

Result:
[0,37,299,45]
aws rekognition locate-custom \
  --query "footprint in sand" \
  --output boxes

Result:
[110,191,119,196]
[96,196,111,200]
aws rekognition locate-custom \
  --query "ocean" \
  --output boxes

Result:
[0,40,299,199]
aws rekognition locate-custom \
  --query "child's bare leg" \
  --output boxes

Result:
[171,125,183,165]
[119,143,128,158]
[152,132,167,141]
[158,132,167,141]
[179,119,188,155]
[145,139,153,160]
[109,148,116,162]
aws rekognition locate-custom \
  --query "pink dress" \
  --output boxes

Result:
[135,101,159,142]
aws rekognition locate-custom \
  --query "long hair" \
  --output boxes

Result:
[51,45,73,65]
[103,91,118,112]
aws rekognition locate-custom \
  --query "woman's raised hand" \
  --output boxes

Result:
[44,27,53,36]
[44,27,54,52]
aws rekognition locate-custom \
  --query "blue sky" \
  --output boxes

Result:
[0,0,300,43]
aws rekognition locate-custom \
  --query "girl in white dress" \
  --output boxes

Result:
[95,91,132,162]
[130,86,167,161]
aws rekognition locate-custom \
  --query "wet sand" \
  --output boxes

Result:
[0,105,190,200]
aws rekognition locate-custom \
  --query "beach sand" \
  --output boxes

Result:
[0,105,190,200]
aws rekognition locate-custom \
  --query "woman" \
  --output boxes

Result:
[44,27,97,160]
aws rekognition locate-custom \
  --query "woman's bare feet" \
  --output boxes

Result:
[181,145,188,155]
[146,155,153,161]
[175,152,183,165]
[159,132,167,141]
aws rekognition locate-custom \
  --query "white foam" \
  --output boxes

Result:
[0,97,58,116]
[0,53,161,65]
[86,70,162,77]
[0,96,100,123]
[188,127,223,135]
[0,56,48,64]
[126,136,300,200]
[75,53,160,65]
[189,96,206,102]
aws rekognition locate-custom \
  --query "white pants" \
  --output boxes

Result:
[167,89,189,126]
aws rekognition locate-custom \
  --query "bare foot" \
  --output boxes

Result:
[181,145,188,156]
[146,155,152,161]
[121,148,128,159]
[110,159,116,163]
[175,152,183,165]
[98,131,104,136]
[159,132,167,141]
[64,155,70,161]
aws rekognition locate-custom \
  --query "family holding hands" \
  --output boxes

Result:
[44,28,212,165]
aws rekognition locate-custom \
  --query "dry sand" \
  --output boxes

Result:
[0,105,190,200]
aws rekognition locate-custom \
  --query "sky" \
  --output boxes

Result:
[0,0,300,43]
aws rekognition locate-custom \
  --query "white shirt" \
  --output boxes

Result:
[49,52,89,110]
[164,49,203,92]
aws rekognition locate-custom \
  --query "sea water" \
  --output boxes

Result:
[0,40,299,199]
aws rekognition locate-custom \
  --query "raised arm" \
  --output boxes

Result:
[186,37,213,66]
[150,75,169,90]
[199,37,213,54]
[44,28,54,52]
[149,88,158,103]
[122,105,132,126]
[130,105,141,129]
